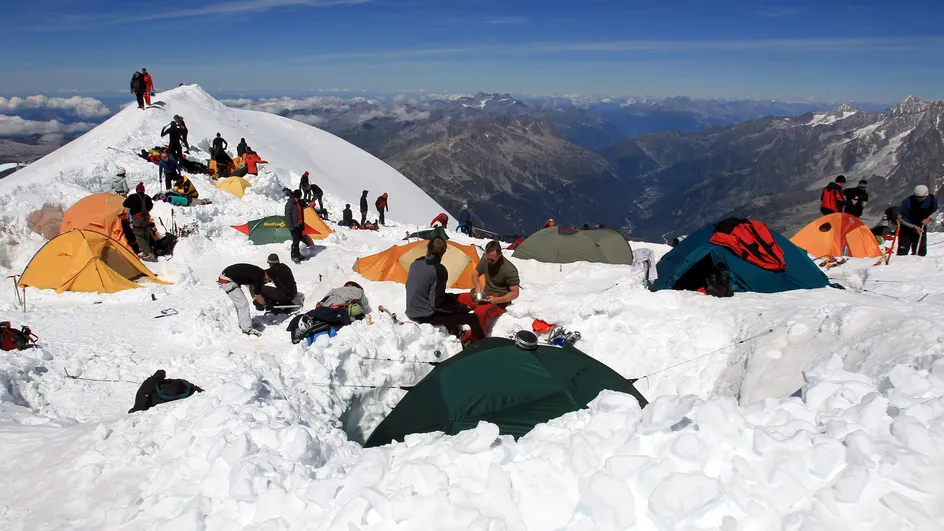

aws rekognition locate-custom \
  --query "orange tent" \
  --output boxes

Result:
[17,229,169,293]
[790,213,882,258]
[59,193,131,250]
[354,240,480,288]
[303,207,333,240]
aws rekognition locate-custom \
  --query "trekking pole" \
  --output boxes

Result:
[7,275,21,309]
[917,293,930,303]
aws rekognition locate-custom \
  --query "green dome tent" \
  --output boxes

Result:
[364,337,648,447]
[231,215,319,245]
[512,227,634,265]
[404,226,449,241]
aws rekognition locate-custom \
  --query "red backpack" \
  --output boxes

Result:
[709,218,787,272]
[1,322,37,351]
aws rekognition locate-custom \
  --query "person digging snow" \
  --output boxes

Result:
[218,263,270,336]
[430,212,449,229]
[375,193,389,225]
[897,184,939,257]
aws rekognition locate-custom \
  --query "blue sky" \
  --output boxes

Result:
[2,0,943,101]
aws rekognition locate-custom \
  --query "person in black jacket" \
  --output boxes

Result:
[844,179,869,218]
[130,71,146,109]
[897,185,939,256]
[285,189,304,263]
[175,115,190,153]
[300,171,312,201]
[219,262,269,335]
[237,138,248,157]
[405,237,485,345]
[212,133,228,156]
[310,183,324,211]
[128,370,204,413]
[341,204,360,228]
[360,190,369,226]
[123,183,156,261]
[263,254,297,308]
[161,119,183,160]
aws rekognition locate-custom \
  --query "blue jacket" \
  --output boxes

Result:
[158,157,180,180]
[899,195,939,228]
[458,209,471,224]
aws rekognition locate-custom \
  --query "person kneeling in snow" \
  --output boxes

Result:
[129,370,204,413]
[218,263,270,336]
[430,212,449,229]
[340,204,360,228]
[262,253,298,312]
[406,237,485,345]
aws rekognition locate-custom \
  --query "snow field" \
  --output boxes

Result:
[1,86,944,529]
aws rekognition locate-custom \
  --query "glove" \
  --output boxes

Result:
[253,301,265,311]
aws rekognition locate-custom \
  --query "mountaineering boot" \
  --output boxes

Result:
[141,253,157,262]
[243,329,262,337]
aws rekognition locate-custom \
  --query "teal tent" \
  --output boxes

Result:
[405,226,449,240]
[364,338,647,447]
[651,220,830,293]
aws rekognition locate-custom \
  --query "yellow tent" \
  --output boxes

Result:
[17,229,169,294]
[353,240,480,289]
[215,176,252,199]
[303,207,333,240]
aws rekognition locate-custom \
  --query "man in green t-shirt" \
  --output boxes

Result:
[456,241,520,339]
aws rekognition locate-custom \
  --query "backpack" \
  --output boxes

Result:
[709,218,787,272]
[317,282,367,320]
[1,322,36,351]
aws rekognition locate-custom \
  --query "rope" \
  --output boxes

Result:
[637,328,776,380]
[64,368,137,384]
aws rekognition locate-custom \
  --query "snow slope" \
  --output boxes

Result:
[2,87,944,530]
[0,85,446,228]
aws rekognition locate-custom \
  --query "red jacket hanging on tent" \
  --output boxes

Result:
[709,217,787,271]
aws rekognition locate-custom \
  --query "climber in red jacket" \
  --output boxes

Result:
[820,175,847,215]
[430,212,449,229]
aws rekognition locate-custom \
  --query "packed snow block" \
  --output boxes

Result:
[831,465,869,503]
[879,492,937,529]
[579,471,636,529]
[647,472,722,530]
[27,202,64,239]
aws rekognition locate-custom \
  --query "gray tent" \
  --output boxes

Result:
[404,226,449,241]
[512,227,634,265]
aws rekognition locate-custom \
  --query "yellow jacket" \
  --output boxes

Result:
[173,175,199,199]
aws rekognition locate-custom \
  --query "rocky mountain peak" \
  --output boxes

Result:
[897,95,932,115]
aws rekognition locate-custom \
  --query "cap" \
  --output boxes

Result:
[267,253,280,265]
[303,171,309,176]
[135,182,145,193]
[835,175,846,183]
[116,168,126,176]
[915,184,929,197]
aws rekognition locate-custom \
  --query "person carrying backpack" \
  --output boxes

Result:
[300,171,312,201]
[123,182,156,261]
[262,254,298,310]
[130,71,146,109]
[375,193,389,225]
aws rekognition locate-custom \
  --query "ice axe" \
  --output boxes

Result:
[377,305,401,324]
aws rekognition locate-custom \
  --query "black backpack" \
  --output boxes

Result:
[1,322,36,351]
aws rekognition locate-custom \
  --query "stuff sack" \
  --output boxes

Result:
[1,322,36,351]
[152,233,179,257]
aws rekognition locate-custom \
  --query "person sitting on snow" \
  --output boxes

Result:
[262,254,298,311]
[406,237,485,345]
[112,168,130,196]
[172,174,198,204]
[128,370,204,413]
[456,240,520,340]
[340,204,360,228]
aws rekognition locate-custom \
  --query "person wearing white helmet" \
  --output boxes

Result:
[112,168,130,196]
[458,203,473,235]
[897,184,939,256]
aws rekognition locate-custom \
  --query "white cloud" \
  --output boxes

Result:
[0,95,111,119]
[484,16,528,25]
[0,115,95,137]
[222,96,430,125]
